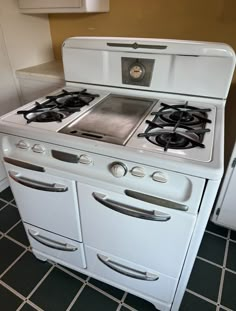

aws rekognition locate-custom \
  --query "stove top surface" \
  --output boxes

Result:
[1,86,216,163]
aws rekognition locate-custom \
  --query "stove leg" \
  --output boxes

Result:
[32,250,47,262]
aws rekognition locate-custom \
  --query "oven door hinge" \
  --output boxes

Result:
[216,208,221,216]
[232,158,236,168]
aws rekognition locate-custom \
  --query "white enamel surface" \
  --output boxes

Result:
[25,223,86,269]
[63,37,235,99]
[211,142,236,230]
[5,162,82,242]
[77,182,197,278]
[86,245,176,304]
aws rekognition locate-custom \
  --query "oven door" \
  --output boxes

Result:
[77,181,197,279]
[4,160,82,242]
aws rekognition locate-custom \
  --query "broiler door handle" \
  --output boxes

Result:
[92,192,171,221]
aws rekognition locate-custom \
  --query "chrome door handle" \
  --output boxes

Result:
[8,171,68,192]
[92,192,171,221]
[28,229,77,251]
[4,157,45,172]
[97,254,159,281]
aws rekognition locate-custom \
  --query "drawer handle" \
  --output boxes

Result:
[92,192,171,221]
[97,254,159,281]
[28,229,78,251]
[9,171,68,192]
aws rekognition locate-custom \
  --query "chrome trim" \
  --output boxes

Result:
[28,229,77,251]
[4,157,45,172]
[92,192,171,221]
[8,171,68,192]
[51,150,79,163]
[125,189,188,212]
[107,42,167,50]
[97,254,159,281]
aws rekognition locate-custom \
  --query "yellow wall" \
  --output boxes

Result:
[49,0,236,61]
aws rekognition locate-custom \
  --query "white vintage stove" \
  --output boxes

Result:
[0,37,235,311]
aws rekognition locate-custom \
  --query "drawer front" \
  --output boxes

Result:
[86,245,177,304]
[78,182,196,278]
[5,162,82,242]
[25,223,86,269]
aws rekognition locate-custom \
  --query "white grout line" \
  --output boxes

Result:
[217,236,229,305]
[66,283,87,311]
[185,289,217,305]
[219,304,234,311]
[0,280,26,301]
[26,265,55,300]
[205,230,228,240]
[5,219,22,235]
[0,249,27,279]
[4,233,28,250]
[196,256,223,269]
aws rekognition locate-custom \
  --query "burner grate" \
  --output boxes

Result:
[138,101,211,151]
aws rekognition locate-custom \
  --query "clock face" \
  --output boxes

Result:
[129,63,145,80]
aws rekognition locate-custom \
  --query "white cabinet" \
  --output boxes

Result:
[212,142,236,230]
[18,0,109,13]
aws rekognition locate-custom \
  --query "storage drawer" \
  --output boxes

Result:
[25,223,86,269]
[78,182,197,278]
[86,245,177,305]
[5,162,82,242]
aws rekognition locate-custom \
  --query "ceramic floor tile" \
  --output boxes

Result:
[197,232,226,265]
[0,187,14,202]
[187,258,222,301]
[0,199,7,210]
[89,278,124,300]
[20,303,38,311]
[0,237,24,275]
[180,292,216,311]
[226,241,236,272]
[221,270,236,310]
[58,265,88,280]
[0,284,23,310]
[30,267,83,311]
[206,222,229,237]
[0,204,21,233]
[2,251,52,296]
[7,222,30,246]
[70,285,119,311]
[124,293,158,311]
[230,230,236,241]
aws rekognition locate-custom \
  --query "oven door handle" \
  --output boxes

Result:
[8,171,68,192]
[97,254,159,281]
[92,192,171,221]
[28,229,77,251]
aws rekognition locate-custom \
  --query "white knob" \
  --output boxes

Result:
[32,144,45,154]
[110,162,127,178]
[79,154,93,165]
[16,140,30,150]
[131,166,145,178]
[152,171,168,183]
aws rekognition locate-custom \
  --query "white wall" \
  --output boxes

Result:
[0,0,54,104]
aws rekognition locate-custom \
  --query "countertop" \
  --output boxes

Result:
[16,60,64,81]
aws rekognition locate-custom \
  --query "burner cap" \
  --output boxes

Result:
[64,96,89,108]
[156,132,189,149]
[169,111,194,123]
[26,111,66,123]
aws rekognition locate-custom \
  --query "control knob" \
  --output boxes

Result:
[110,162,127,178]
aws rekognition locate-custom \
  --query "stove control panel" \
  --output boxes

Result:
[110,162,127,178]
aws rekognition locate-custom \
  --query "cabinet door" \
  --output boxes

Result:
[0,24,21,114]
[5,162,82,242]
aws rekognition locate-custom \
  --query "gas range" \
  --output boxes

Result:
[0,37,235,311]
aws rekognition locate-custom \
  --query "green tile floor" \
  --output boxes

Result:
[0,187,236,311]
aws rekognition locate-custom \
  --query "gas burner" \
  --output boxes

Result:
[17,88,100,123]
[25,111,69,123]
[153,103,211,126]
[138,122,210,151]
